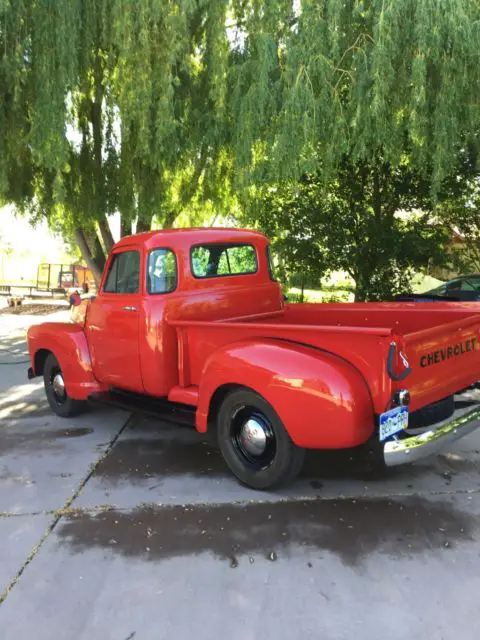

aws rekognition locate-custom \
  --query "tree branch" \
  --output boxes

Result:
[179,146,209,208]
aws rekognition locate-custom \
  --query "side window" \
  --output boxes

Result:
[458,279,480,292]
[191,244,258,278]
[103,251,140,294]
[147,248,177,294]
[446,279,464,292]
[266,246,278,281]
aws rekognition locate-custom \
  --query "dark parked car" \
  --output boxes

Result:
[395,275,480,303]
[423,275,480,301]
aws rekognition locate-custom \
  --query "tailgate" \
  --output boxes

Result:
[405,314,480,411]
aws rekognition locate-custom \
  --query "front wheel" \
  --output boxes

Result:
[43,353,86,418]
[217,389,305,490]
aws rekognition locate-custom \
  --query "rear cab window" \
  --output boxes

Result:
[191,243,258,279]
[103,251,140,294]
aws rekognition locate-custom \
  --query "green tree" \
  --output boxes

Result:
[247,157,460,300]
[443,184,480,274]
[0,0,232,282]
[230,0,480,298]
[2,0,480,287]
[229,0,480,191]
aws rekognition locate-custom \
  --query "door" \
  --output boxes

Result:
[87,249,144,392]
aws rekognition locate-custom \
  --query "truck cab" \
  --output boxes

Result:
[27,228,480,490]
[84,229,282,398]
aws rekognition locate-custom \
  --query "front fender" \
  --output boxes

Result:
[197,339,374,449]
[27,322,106,400]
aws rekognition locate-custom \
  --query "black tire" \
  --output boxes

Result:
[43,353,86,418]
[217,388,305,490]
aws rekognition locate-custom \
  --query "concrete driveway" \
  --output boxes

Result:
[1,309,480,639]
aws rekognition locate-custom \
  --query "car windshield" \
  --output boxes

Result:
[426,276,480,296]
[459,277,480,291]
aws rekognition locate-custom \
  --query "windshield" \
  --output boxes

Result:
[426,276,480,296]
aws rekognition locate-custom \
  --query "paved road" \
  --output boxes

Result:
[1,311,480,639]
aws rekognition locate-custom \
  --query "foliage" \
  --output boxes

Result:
[245,157,457,300]
[0,0,234,281]
[442,181,480,274]
[229,0,480,191]
[1,1,480,287]
[452,213,480,275]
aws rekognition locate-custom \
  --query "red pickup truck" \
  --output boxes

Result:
[27,228,480,489]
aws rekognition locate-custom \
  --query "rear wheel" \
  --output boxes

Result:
[217,389,305,490]
[43,353,86,418]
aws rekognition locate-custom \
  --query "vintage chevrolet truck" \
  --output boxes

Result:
[27,228,480,489]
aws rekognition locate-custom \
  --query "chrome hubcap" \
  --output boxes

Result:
[52,373,65,398]
[239,418,268,456]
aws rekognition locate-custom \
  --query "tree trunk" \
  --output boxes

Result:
[92,233,106,271]
[163,210,177,229]
[352,269,370,302]
[136,216,152,233]
[372,165,382,221]
[354,286,367,302]
[97,218,114,252]
[120,216,132,237]
[74,228,104,286]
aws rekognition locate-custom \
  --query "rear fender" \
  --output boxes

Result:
[197,339,375,449]
[27,322,106,400]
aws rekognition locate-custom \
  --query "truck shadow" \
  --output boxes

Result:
[92,412,386,484]
[92,417,476,486]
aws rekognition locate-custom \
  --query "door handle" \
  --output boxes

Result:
[122,305,137,312]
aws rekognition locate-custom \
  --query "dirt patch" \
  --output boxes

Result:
[0,303,69,316]
[57,496,475,566]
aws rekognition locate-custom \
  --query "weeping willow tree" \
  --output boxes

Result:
[1,0,480,281]
[0,0,231,281]
[228,0,480,188]
[227,0,480,298]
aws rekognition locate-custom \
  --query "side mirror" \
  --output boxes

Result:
[283,294,289,302]
[69,291,81,307]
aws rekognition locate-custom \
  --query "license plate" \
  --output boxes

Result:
[379,405,409,442]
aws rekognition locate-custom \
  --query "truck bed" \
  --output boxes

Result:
[170,302,480,414]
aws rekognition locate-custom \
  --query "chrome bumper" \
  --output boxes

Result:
[383,401,480,467]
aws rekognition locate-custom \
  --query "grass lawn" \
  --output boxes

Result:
[288,272,445,303]
[288,287,353,303]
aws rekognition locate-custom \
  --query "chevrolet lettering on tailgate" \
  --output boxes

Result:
[420,337,477,368]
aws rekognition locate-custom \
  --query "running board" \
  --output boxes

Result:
[88,389,196,428]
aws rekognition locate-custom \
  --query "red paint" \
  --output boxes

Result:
[27,228,480,452]
[195,339,375,448]
[27,322,106,399]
